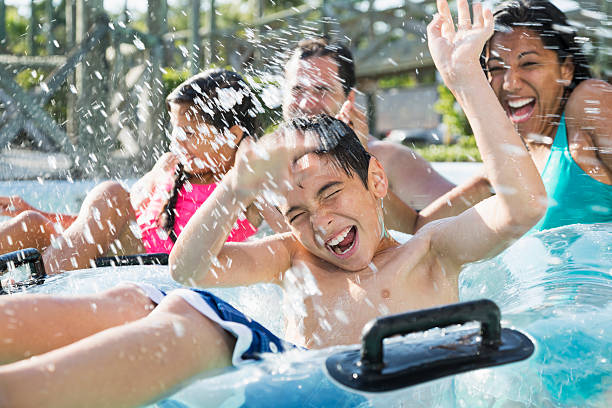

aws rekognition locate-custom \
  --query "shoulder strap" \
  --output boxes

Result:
[551,113,568,149]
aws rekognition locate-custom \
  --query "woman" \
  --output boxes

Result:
[482,0,611,231]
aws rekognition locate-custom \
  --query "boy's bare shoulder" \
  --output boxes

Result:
[393,219,461,281]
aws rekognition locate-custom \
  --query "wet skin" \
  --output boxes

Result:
[270,155,459,348]
[168,103,243,182]
[486,28,612,183]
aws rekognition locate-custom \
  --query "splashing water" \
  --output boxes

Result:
[14,224,611,407]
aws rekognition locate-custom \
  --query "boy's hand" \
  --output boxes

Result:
[230,129,320,202]
[0,196,34,217]
[427,0,494,89]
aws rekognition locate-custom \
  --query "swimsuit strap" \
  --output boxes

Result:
[551,113,568,150]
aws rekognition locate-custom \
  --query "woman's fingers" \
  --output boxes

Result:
[456,0,472,29]
[483,7,494,32]
[437,0,453,23]
[473,2,484,28]
[436,0,455,37]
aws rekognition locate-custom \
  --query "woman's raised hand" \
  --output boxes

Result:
[427,0,494,88]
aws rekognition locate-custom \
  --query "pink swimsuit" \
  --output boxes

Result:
[135,181,257,254]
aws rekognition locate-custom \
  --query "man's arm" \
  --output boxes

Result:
[378,172,491,235]
[415,172,492,231]
[0,196,77,229]
[368,140,456,210]
[424,0,547,270]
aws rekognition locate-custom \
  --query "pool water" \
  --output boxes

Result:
[0,162,481,222]
[20,223,612,407]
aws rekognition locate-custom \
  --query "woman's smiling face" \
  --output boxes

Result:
[486,28,574,139]
[169,102,242,175]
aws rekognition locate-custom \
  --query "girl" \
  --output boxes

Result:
[0,69,265,274]
[132,69,265,253]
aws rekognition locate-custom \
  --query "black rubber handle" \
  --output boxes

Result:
[95,253,169,267]
[360,299,501,371]
[0,248,46,280]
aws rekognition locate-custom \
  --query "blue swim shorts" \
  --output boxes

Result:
[134,283,298,365]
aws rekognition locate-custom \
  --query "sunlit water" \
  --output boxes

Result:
[13,223,611,407]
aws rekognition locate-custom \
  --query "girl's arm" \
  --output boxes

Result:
[130,152,178,210]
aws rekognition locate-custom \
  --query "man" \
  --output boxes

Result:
[281,37,492,233]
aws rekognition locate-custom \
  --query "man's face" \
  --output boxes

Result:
[283,55,347,120]
[280,153,384,272]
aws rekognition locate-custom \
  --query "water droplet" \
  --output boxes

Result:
[133,36,146,50]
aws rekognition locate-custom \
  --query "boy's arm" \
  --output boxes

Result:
[424,0,547,270]
[169,129,319,288]
[168,175,293,288]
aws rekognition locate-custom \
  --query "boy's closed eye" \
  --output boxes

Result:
[289,212,306,224]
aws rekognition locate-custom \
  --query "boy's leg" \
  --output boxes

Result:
[0,283,154,363]
[43,181,145,274]
[0,292,235,408]
[0,210,55,254]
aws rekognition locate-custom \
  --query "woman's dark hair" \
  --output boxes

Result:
[482,0,592,90]
[160,69,262,242]
[284,114,371,188]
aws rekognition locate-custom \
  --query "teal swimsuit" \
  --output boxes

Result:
[532,114,612,232]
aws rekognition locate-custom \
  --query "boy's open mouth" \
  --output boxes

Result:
[506,97,536,123]
[325,225,358,257]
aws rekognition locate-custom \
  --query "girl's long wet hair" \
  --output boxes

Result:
[482,0,592,92]
[159,69,261,242]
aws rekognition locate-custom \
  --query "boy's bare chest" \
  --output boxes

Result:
[282,255,457,348]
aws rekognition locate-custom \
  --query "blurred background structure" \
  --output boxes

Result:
[0,0,609,179]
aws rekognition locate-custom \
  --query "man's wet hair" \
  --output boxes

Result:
[288,37,356,97]
[285,115,371,188]
[482,0,592,90]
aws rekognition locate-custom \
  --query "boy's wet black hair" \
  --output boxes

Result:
[161,69,262,241]
[285,114,371,188]
[288,37,355,97]
[482,0,592,91]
